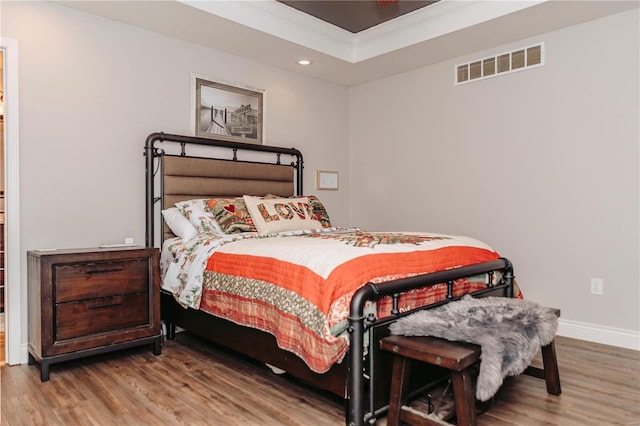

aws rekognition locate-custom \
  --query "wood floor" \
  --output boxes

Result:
[1,334,638,425]
[0,312,5,366]
[0,332,5,367]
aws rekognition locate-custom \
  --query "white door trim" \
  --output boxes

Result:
[1,36,23,365]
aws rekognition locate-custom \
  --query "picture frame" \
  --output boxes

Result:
[316,170,339,190]
[193,75,264,144]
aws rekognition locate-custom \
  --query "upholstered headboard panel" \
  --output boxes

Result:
[163,155,295,207]
[161,156,296,241]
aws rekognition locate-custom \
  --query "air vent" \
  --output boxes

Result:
[455,43,544,85]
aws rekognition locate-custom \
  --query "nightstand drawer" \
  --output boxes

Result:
[56,293,150,340]
[55,259,149,303]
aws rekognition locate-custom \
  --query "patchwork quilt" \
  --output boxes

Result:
[160,228,512,373]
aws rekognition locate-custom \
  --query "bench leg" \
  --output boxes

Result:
[541,340,561,395]
[451,368,477,426]
[387,356,412,426]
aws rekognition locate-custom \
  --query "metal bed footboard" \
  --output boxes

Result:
[347,258,514,426]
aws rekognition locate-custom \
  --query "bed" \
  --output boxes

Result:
[144,132,517,426]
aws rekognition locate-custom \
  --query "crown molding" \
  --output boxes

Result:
[353,0,545,62]
[179,0,546,63]
[179,0,356,62]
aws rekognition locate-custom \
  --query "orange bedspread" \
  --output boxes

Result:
[196,230,509,373]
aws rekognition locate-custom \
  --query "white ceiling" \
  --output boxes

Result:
[56,0,638,86]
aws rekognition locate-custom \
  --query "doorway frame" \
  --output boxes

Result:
[1,36,22,365]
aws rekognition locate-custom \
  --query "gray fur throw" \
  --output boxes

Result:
[389,295,558,401]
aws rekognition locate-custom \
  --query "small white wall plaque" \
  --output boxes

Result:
[317,170,339,190]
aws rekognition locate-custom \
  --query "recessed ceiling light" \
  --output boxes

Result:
[297,59,312,66]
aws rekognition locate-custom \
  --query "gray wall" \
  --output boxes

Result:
[2,1,349,354]
[348,9,639,337]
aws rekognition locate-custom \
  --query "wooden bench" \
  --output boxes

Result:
[380,334,561,426]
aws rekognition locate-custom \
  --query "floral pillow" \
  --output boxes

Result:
[174,199,224,235]
[243,195,323,235]
[204,197,256,234]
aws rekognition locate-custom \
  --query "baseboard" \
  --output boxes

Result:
[11,321,638,365]
[558,318,640,351]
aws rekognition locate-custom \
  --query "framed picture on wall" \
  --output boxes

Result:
[193,76,264,144]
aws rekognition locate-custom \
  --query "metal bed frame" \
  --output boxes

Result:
[144,132,515,426]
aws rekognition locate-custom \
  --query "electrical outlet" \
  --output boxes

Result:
[590,278,604,295]
[124,237,134,245]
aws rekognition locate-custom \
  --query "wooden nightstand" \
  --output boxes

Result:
[27,246,161,381]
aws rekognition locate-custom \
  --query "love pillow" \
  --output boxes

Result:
[243,195,323,234]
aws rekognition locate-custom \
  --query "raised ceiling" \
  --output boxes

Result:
[276,1,438,33]
[56,1,638,86]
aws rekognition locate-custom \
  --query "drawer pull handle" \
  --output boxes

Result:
[88,301,123,310]
[85,267,123,275]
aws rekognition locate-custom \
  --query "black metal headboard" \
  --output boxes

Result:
[144,132,303,247]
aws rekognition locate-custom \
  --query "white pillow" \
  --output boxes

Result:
[161,207,198,241]
[243,195,322,235]
[174,199,224,235]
